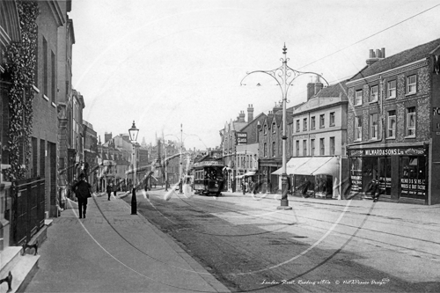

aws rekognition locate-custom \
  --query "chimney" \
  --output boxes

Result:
[247,104,254,122]
[273,102,282,114]
[238,111,246,122]
[104,132,112,143]
[366,48,386,66]
[307,76,324,100]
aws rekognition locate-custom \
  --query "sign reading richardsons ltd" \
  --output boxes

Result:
[349,147,426,157]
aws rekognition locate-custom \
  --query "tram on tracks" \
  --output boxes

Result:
[192,159,225,196]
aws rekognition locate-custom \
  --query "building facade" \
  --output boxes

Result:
[219,106,252,191]
[289,82,348,198]
[346,40,440,205]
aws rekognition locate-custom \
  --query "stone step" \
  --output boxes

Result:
[0,247,22,276]
[0,253,40,293]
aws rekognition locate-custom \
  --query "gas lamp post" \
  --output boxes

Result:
[242,44,327,210]
[128,121,139,215]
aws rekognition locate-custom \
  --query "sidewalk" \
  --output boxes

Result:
[24,192,230,293]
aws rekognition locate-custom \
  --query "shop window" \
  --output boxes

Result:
[406,74,417,95]
[355,116,362,141]
[387,80,396,99]
[311,139,315,156]
[370,113,379,140]
[369,85,378,102]
[355,89,363,106]
[401,156,426,199]
[350,157,363,193]
[406,107,416,137]
[387,110,396,139]
[311,116,316,130]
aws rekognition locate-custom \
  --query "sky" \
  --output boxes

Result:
[70,0,440,150]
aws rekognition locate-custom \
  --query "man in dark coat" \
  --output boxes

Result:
[72,173,91,219]
[106,182,113,201]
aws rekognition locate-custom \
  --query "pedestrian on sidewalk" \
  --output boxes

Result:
[113,182,118,197]
[72,173,92,219]
[107,182,113,201]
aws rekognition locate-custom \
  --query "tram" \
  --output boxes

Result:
[192,160,225,196]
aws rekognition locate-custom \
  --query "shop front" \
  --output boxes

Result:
[348,145,428,203]
[258,159,281,194]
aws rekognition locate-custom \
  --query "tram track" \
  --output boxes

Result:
[143,190,440,262]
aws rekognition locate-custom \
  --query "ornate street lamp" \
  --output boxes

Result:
[128,121,139,215]
[242,44,328,210]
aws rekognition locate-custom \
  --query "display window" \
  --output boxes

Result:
[400,156,426,199]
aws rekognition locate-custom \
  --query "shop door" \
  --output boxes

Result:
[378,157,391,195]
[362,157,378,192]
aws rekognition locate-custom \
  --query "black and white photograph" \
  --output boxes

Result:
[1,0,440,292]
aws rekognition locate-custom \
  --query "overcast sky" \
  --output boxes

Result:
[70,0,440,150]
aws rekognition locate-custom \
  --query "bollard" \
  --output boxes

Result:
[131,188,137,215]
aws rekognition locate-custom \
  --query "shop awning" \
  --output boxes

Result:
[271,157,311,175]
[295,157,336,176]
[312,157,339,177]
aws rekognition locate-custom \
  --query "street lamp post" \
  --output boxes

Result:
[128,121,139,215]
[242,44,328,210]
[179,124,183,194]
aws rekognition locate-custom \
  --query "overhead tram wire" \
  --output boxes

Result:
[298,3,440,70]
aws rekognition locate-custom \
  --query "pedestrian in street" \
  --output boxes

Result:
[302,178,311,198]
[113,182,118,197]
[72,173,91,219]
[107,182,113,201]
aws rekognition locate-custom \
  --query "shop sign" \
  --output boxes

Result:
[350,171,362,192]
[194,161,223,167]
[401,178,426,197]
[349,147,425,157]
[236,132,247,145]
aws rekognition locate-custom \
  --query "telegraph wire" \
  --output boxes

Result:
[299,3,440,70]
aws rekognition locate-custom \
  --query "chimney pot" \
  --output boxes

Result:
[376,49,382,58]
[381,47,385,58]
[369,49,375,58]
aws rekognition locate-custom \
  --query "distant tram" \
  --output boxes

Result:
[193,160,225,195]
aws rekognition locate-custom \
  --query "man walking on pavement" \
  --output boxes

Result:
[107,182,113,201]
[72,173,92,219]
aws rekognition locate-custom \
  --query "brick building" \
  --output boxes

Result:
[219,106,251,191]
[346,39,440,204]
[258,103,293,193]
